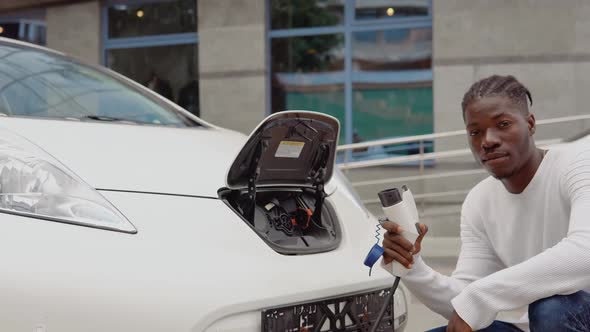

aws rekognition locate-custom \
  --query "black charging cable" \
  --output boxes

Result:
[370,276,401,332]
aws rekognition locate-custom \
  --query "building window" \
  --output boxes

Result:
[0,9,46,46]
[269,0,432,159]
[355,1,429,21]
[103,0,199,117]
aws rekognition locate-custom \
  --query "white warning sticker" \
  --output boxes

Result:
[275,141,305,158]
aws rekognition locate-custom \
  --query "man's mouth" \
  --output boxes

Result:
[482,152,509,164]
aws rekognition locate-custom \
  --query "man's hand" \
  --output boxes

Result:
[380,220,428,267]
[446,311,472,332]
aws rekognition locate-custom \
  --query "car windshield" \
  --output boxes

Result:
[0,43,198,127]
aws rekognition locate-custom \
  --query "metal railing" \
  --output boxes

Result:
[336,114,590,207]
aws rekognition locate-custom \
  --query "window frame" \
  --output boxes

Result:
[101,0,198,68]
[266,0,433,148]
[0,8,47,46]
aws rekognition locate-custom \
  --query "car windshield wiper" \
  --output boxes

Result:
[79,115,139,124]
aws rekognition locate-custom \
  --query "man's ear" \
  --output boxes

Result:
[527,113,536,135]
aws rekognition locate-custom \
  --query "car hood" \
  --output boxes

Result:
[0,117,246,197]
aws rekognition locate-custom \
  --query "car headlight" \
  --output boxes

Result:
[0,127,136,233]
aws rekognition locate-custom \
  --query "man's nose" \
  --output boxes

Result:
[482,129,501,150]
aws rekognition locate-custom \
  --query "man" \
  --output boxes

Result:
[381,75,590,331]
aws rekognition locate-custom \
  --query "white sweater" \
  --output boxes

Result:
[382,142,590,331]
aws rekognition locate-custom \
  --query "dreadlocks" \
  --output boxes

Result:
[461,75,533,116]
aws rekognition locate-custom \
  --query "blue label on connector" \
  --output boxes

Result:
[364,243,384,268]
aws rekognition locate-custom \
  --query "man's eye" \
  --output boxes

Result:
[469,130,479,137]
[499,120,511,128]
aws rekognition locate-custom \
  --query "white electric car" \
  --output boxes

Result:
[0,38,407,331]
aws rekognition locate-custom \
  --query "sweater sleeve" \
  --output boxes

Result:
[381,188,505,319]
[451,147,590,330]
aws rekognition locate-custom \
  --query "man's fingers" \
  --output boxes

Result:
[417,223,429,238]
[380,220,402,233]
[383,248,412,268]
[412,223,429,254]
[382,238,414,263]
[384,232,414,251]
[382,220,427,256]
[382,253,394,265]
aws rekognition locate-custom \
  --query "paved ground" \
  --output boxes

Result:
[403,241,460,331]
[406,299,447,331]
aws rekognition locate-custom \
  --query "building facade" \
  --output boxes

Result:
[0,0,589,152]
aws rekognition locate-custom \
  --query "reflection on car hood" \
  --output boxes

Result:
[0,117,246,197]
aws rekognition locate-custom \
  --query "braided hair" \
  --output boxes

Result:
[461,75,533,116]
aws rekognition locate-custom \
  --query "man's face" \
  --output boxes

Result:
[464,95,535,179]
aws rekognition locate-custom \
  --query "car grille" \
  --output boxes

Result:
[261,286,406,331]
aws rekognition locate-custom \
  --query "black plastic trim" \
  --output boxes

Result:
[96,188,219,200]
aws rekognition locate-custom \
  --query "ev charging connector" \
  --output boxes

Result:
[363,185,420,332]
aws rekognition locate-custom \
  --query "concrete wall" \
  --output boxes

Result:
[433,0,590,150]
[0,0,84,12]
[46,1,100,64]
[197,0,266,134]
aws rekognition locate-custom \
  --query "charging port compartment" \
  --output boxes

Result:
[219,187,340,254]
[221,111,341,255]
